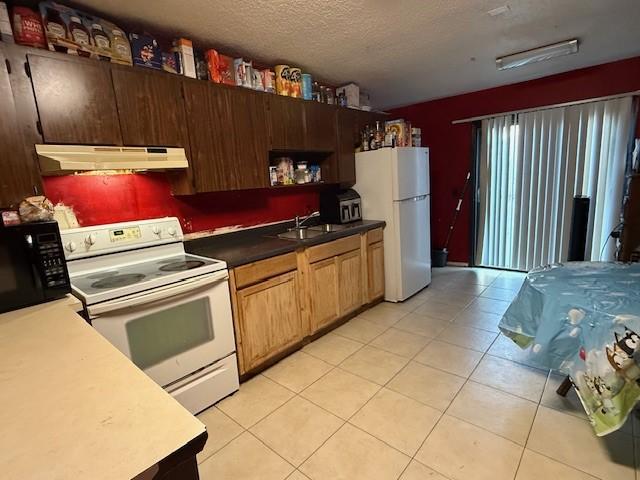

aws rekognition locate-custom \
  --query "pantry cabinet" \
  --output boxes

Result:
[267,94,306,151]
[27,54,123,145]
[112,66,190,148]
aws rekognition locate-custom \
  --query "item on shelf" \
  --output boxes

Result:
[0,2,13,43]
[295,161,309,184]
[205,49,221,82]
[374,121,384,149]
[105,21,132,65]
[311,81,321,102]
[301,73,312,100]
[411,127,422,147]
[288,67,302,98]
[325,87,336,105]
[251,67,264,91]
[269,166,278,186]
[309,164,321,183]
[319,85,327,103]
[274,156,294,185]
[40,2,75,54]
[233,57,246,87]
[359,91,371,111]
[337,90,347,107]
[161,51,179,74]
[11,6,45,48]
[68,14,90,55]
[336,82,360,107]
[262,69,275,93]
[385,119,411,147]
[1,210,20,226]
[18,196,54,223]
[194,48,209,81]
[129,32,161,69]
[173,38,195,78]
[274,64,290,96]
[90,21,109,56]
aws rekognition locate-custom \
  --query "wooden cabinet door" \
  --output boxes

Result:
[228,88,270,189]
[337,249,363,316]
[27,54,122,145]
[304,101,337,151]
[367,241,385,301]
[236,271,303,372]
[112,67,188,147]
[337,108,359,185]
[0,48,40,207]
[308,257,340,332]
[267,95,305,150]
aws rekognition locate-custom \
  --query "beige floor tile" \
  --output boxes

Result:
[414,340,483,377]
[414,300,465,320]
[436,324,498,352]
[350,388,441,455]
[471,355,547,402]
[263,351,332,393]
[199,432,294,480]
[286,471,311,480]
[300,423,410,480]
[431,281,488,296]
[300,368,380,419]
[416,415,523,480]
[360,303,410,327]
[387,361,465,411]
[399,460,449,480]
[196,407,244,463]
[527,406,635,480]
[491,275,525,291]
[448,381,537,445]
[339,345,409,385]
[250,396,343,466]
[302,333,363,365]
[217,375,294,428]
[453,308,502,333]
[333,316,388,343]
[369,328,430,358]
[420,289,477,307]
[395,293,428,312]
[541,372,588,420]
[467,297,511,316]
[487,334,546,370]
[394,313,450,338]
[480,286,518,302]
[516,449,599,480]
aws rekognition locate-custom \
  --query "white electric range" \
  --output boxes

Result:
[61,217,239,414]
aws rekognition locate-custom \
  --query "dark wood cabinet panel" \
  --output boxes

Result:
[303,102,337,151]
[28,54,122,145]
[0,48,41,207]
[112,67,188,148]
[336,108,360,185]
[267,94,305,151]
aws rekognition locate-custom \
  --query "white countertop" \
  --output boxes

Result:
[0,297,206,480]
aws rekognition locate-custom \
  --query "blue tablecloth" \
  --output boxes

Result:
[499,262,640,436]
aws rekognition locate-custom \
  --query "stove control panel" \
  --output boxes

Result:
[61,217,184,260]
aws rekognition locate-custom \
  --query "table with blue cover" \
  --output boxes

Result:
[499,261,640,436]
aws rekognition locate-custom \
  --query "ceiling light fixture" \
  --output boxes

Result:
[496,39,578,70]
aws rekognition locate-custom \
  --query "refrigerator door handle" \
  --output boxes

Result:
[396,194,428,203]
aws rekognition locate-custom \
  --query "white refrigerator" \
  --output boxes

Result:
[354,147,431,302]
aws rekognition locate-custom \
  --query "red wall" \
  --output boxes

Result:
[43,174,321,234]
[390,56,640,263]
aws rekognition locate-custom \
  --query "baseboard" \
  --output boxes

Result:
[445,261,470,267]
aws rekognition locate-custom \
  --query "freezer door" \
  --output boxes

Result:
[392,147,429,201]
[390,195,431,301]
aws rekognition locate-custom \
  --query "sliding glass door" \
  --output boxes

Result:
[475,97,635,271]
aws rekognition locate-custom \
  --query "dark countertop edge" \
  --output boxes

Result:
[185,220,386,268]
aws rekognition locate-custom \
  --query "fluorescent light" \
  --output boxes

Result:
[496,39,578,70]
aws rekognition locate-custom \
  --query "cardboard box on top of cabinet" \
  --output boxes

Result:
[336,83,359,107]
[173,37,196,78]
[129,32,161,69]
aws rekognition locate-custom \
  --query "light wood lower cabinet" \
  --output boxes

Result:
[307,257,340,332]
[367,240,385,301]
[337,249,363,316]
[232,270,303,374]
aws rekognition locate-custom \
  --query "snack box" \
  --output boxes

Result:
[336,82,360,108]
[385,119,411,147]
[205,49,221,83]
[11,6,45,48]
[162,51,179,74]
[129,32,161,69]
[173,37,195,78]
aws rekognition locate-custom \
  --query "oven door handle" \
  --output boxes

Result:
[88,270,229,316]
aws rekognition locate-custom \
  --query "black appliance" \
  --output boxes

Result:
[320,188,362,224]
[0,220,70,314]
[568,196,590,261]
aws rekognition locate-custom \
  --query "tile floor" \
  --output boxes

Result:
[196,267,639,480]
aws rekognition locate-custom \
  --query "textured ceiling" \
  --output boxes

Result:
[74,0,640,109]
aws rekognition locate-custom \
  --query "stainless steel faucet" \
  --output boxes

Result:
[295,211,320,229]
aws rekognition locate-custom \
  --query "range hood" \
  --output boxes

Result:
[36,144,189,175]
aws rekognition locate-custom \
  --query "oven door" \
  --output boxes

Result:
[88,270,235,388]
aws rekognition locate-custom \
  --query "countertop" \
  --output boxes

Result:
[186,219,386,268]
[0,297,206,480]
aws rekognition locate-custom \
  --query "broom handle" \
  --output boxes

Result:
[443,172,471,250]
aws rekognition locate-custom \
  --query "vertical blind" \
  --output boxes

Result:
[476,96,635,271]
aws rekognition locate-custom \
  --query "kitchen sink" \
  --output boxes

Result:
[308,224,349,233]
[276,228,326,241]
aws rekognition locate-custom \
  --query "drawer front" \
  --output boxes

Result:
[306,235,361,263]
[367,227,384,245]
[233,252,298,288]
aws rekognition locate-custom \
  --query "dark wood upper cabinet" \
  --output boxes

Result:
[267,94,305,151]
[336,108,359,185]
[112,67,188,148]
[303,102,337,151]
[28,54,122,145]
[0,48,41,206]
